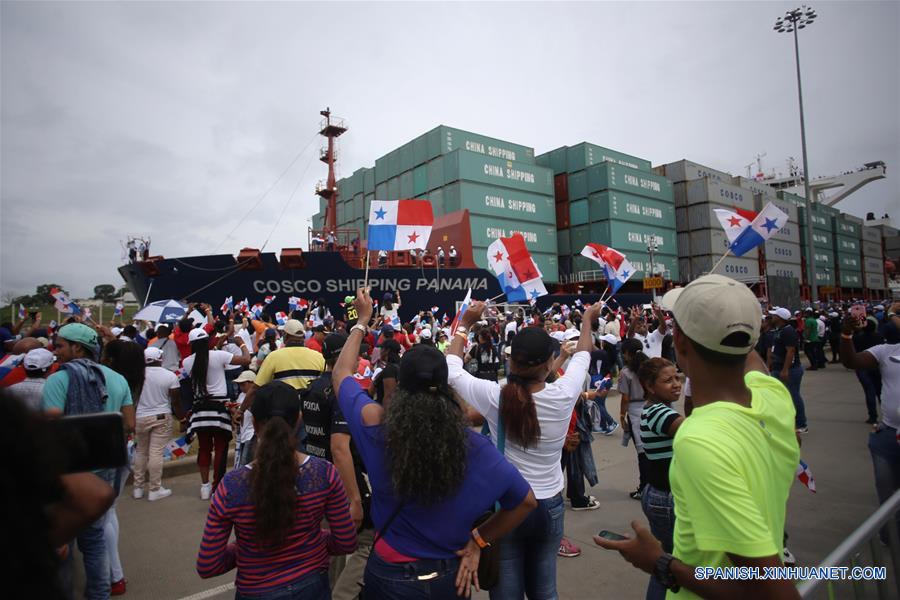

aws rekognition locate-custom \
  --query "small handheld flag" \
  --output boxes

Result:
[234,298,249,315]
[796,459,816,493]
[114,301,124,317]
[250,303,264,319]
[275,311,288,326]
[713,208,758,244]
[50,288,81,315]
[163,435,192,461]
[17,304,26,320]
[367,199,434,251]
[728,202,790,257]
[264,295,276,305]
[431,306,439,314]
[487,233,547,302]
[220,296,233,315]
[580,244,637,294]
[450,289,472,335]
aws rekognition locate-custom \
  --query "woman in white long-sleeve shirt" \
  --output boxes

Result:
[446,300,600,599]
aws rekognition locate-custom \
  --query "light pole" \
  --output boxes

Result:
[775,5,818,300]
[648,237,659,303]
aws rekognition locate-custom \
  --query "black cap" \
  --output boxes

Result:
[510,328,554,366]
[397,344,448,393]
[264,328,277,339]
[252,381,300,424]
[322,332,347,360]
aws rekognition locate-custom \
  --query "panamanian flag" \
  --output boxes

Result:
[450,288,472,335]
[274,311,288,326]
[713,207,758,244]
[114,301,124,317]
[18,304,26,320]
[728,202,790,257]
[235,298,249,315]
[367,199,434,251]
[250,303,265,319]
[50,288,81,315]
[220,296,233,315]
[796,459,816,493]
[580,243,637,294]
[487,233,547,302]
[288,296,304,312]
[163,435,192,461]
[264,295,276,305]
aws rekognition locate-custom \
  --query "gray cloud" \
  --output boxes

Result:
[2,1,897,298]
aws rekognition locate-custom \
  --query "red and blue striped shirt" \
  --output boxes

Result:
[197,456,357,593]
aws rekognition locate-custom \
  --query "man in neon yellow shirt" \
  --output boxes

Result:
[596,274,801,599]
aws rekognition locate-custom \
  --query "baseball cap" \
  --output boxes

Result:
[111,327,124,337]
[397,344,448,393]
[322,332,348,360]
[661,274,761,355]
[58,323,100,358]
[550,331,565,342]
[283,319,304,337]
[563,328,580,341]
[381,323,395,334]
[23,348,54,370]
[253,381,300,423]
[143,346,164,364]
[875,304,885,311]
[419,328,432,339]
[234,370,257,384]
[188,327,209,343]
[510,327,554,366]
[264,328,277,339]
[599,333,619,344]
[768,307,792,321]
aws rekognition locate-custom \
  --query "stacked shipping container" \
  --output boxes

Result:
[861,224,887,292]
[537,142,678,282]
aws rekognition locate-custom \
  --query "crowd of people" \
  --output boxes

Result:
[1,285,898,600]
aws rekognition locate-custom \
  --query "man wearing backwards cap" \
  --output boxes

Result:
[7,348,54,411]
[41,322,136,600]
[767,307,808,433]
[596,275,800,600]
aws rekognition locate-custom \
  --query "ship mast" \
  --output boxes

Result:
[316,108,348,232]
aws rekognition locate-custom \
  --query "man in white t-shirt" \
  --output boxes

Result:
[840,310,900,540]
[133,347,181,501]
[232,370,257,469]
[627,305,668,359]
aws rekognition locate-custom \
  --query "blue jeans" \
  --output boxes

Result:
[77,468,115,599]
[856,370,880,422]
[490,492,565,600]
[363,552,462,599]
[641,485,675,600]
[592,396,617,432]
[771,365,806,428]
[235,570,329,599]
[868,425,900,543]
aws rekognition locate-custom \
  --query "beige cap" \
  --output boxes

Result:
[661,274,760,355]
[234,370,257,384]
[283,319,304,337]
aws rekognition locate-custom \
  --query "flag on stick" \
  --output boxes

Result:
[450,289,472,336]
[220,296,233,315]
[580,244,637,295]
[727,202,790,257]
[713,208,758,244]
[486,233,547,302]
[114,301,124,317]
[50,288,81,315]
[796,459,816,493]
[367,199,434,251]
[17,304,25,320]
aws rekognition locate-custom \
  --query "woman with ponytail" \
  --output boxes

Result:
[183,327,250,499]
[446,298,601,599]
[333,289,537,599]
[618,337,651,500]
[197,381,357,598]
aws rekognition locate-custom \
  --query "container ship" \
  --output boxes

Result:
[119,109,898,318]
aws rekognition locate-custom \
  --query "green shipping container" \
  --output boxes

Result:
[588,191,676,229]
[399,143,414,175]
[423,188,445,216]
[353,194,364,220]
[375,156,390,184]
[375,182,387,200]
[387,177,400,200]
[427,156,445,191]
[588,220,678,256]
[399,170,414,198]
[568,171,588,200]
[468,215,558,255]
[412,134,428,168]
[777,191,807,209]
[535,146,569,174]
[834,235,860,254]
[413,165,428,196]
[837,253,861,271]
[832,217,861,238]
[799,208,831,232]
[570,225,590,256]
[586,162,674,203]
[441,181,555,225]
[840,271,863,288]
[388,150,401,181]
[558,229,571,256]
[569,199,589,226]
[442,149,554,195]
[813,270,835,287]
[810,230,832,250]
[474,250,558,283]
[364,169,375,194]
[802,249,833,268]
[566,142,652,173]
[424,125,535,165]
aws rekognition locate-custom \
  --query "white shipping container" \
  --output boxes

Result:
[863,256,884,274]
[766,261,803,280]
[770,220,801,245]
[862,226,883,244]
[732,176,777,199]
[865,272,887,290]
[682,179,755,209]
[662,160,732,184]
[755,197,799,223]
[691,255,760,280]
[862,240,883,258]
[690,228,758,258]
[764,239,802,264]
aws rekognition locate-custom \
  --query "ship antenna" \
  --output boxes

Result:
[316,107,348,233]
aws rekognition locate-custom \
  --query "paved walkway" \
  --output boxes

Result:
[91,365,883,599]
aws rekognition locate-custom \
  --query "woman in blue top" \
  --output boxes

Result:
[333,288,537,599]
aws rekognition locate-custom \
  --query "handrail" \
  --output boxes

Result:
[799,488,900,598]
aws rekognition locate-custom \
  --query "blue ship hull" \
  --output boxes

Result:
[118,251,651,320]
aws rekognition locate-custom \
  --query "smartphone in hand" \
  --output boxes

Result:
[597,530,627,541]
[50,413,127,473]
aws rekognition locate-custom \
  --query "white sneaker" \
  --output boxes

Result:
[200,482,212,500]
[148,487,172,502]
[132,487,144,500]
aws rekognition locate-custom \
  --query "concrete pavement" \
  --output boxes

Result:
[92,364,886,599]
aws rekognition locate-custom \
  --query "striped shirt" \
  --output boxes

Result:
[196,456,357,593]
[640,402,680,492]
[254,346,325,391]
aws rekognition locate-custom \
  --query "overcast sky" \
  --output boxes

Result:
[2,1,897,299]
